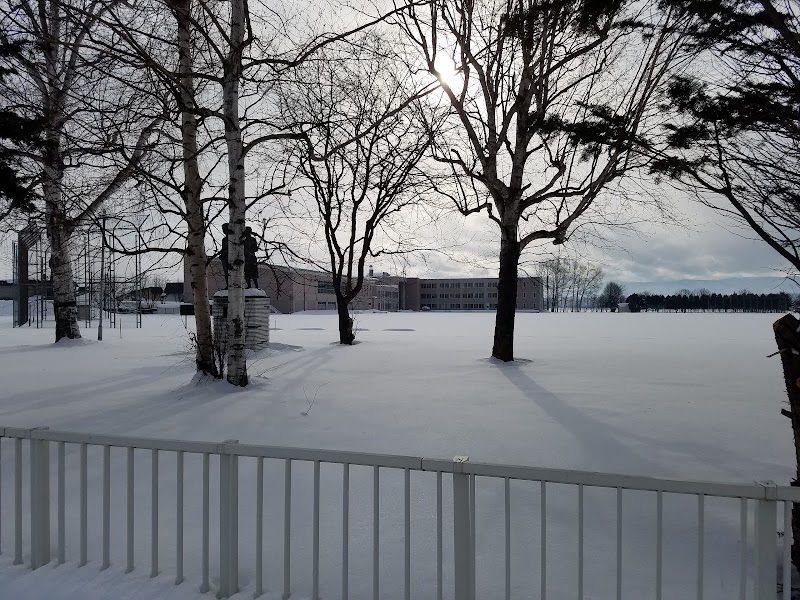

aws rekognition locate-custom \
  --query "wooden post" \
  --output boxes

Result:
[773,313,800,568]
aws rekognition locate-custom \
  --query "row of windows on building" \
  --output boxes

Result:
[423,303,537,310]
[424,303,499,310]
[317,281,399,298]
[318,300,396,310]
[421,281,496,289]
[419,280,536,289]
[420,291,536,300]
[420,292,502,299]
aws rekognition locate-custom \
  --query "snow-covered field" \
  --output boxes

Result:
[0,310,792,599]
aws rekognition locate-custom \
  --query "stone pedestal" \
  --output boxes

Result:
[212,289,270,350]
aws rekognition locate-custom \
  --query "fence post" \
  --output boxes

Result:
[754,481,778,600]
[453,456,473,600]
[218,440,239,599]
[29,427,50,570]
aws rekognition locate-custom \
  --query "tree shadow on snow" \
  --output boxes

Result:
[492,360,784,481]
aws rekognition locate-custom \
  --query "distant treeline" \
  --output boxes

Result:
[625,291,793,313]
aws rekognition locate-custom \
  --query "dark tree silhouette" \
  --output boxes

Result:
[653,0,800,275]
[626,293,645,312]
[650,1,800,566]
[400,0,692,360]
[284,38,434,345]
[0,41,42,214]
[599,281,626,310]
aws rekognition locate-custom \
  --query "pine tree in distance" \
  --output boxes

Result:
[0,39,42,215]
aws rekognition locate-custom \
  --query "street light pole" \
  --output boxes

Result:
[98,216,106,341]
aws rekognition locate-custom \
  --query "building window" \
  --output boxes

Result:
[317,281,335,294]
[523,292,526,298]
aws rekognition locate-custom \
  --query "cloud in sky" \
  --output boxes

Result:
[590,194,790,282]
[393,187,792,283]
[0,184,791,285]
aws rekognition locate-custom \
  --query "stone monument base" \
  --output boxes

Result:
[212,289,270,350]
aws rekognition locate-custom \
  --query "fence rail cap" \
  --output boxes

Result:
[3,425,799,501]
[757,479,779,500]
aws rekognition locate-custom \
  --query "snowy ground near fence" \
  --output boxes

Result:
[0,310,793,599]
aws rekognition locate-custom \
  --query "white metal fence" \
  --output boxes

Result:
[0,425,798,599]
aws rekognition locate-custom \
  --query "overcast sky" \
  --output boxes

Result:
[386,185,791,286]
[594,197,790,283]
[0,191,790,286]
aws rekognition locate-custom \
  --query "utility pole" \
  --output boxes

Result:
[98,217,105,341]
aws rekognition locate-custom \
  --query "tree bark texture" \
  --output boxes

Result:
[46,195,80,342]
[172,0,218,377]
[336,296,355,345]
[43,111,79,341]
[42,2,80,342]
[773,313,800,569]
[223,0,248,386]
[492,221,519,361]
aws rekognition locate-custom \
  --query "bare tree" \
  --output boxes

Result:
[537,255,602,311]
[0,0,163,342]
[193,0,425,384]
[284,37,435,344]
[572,259,604,311]
[399,0,692,360]
[91,0,224,375]
[87,0,435,384]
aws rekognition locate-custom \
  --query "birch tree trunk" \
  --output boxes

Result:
[172,0,218,376]
[42,2,80,342]
[6,0,162,343]
[223,0,248,386]
[44,155,80,341]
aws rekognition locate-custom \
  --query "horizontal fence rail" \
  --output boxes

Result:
[0,425,798,599]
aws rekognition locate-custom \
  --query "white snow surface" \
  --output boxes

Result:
[0,311,792,599]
